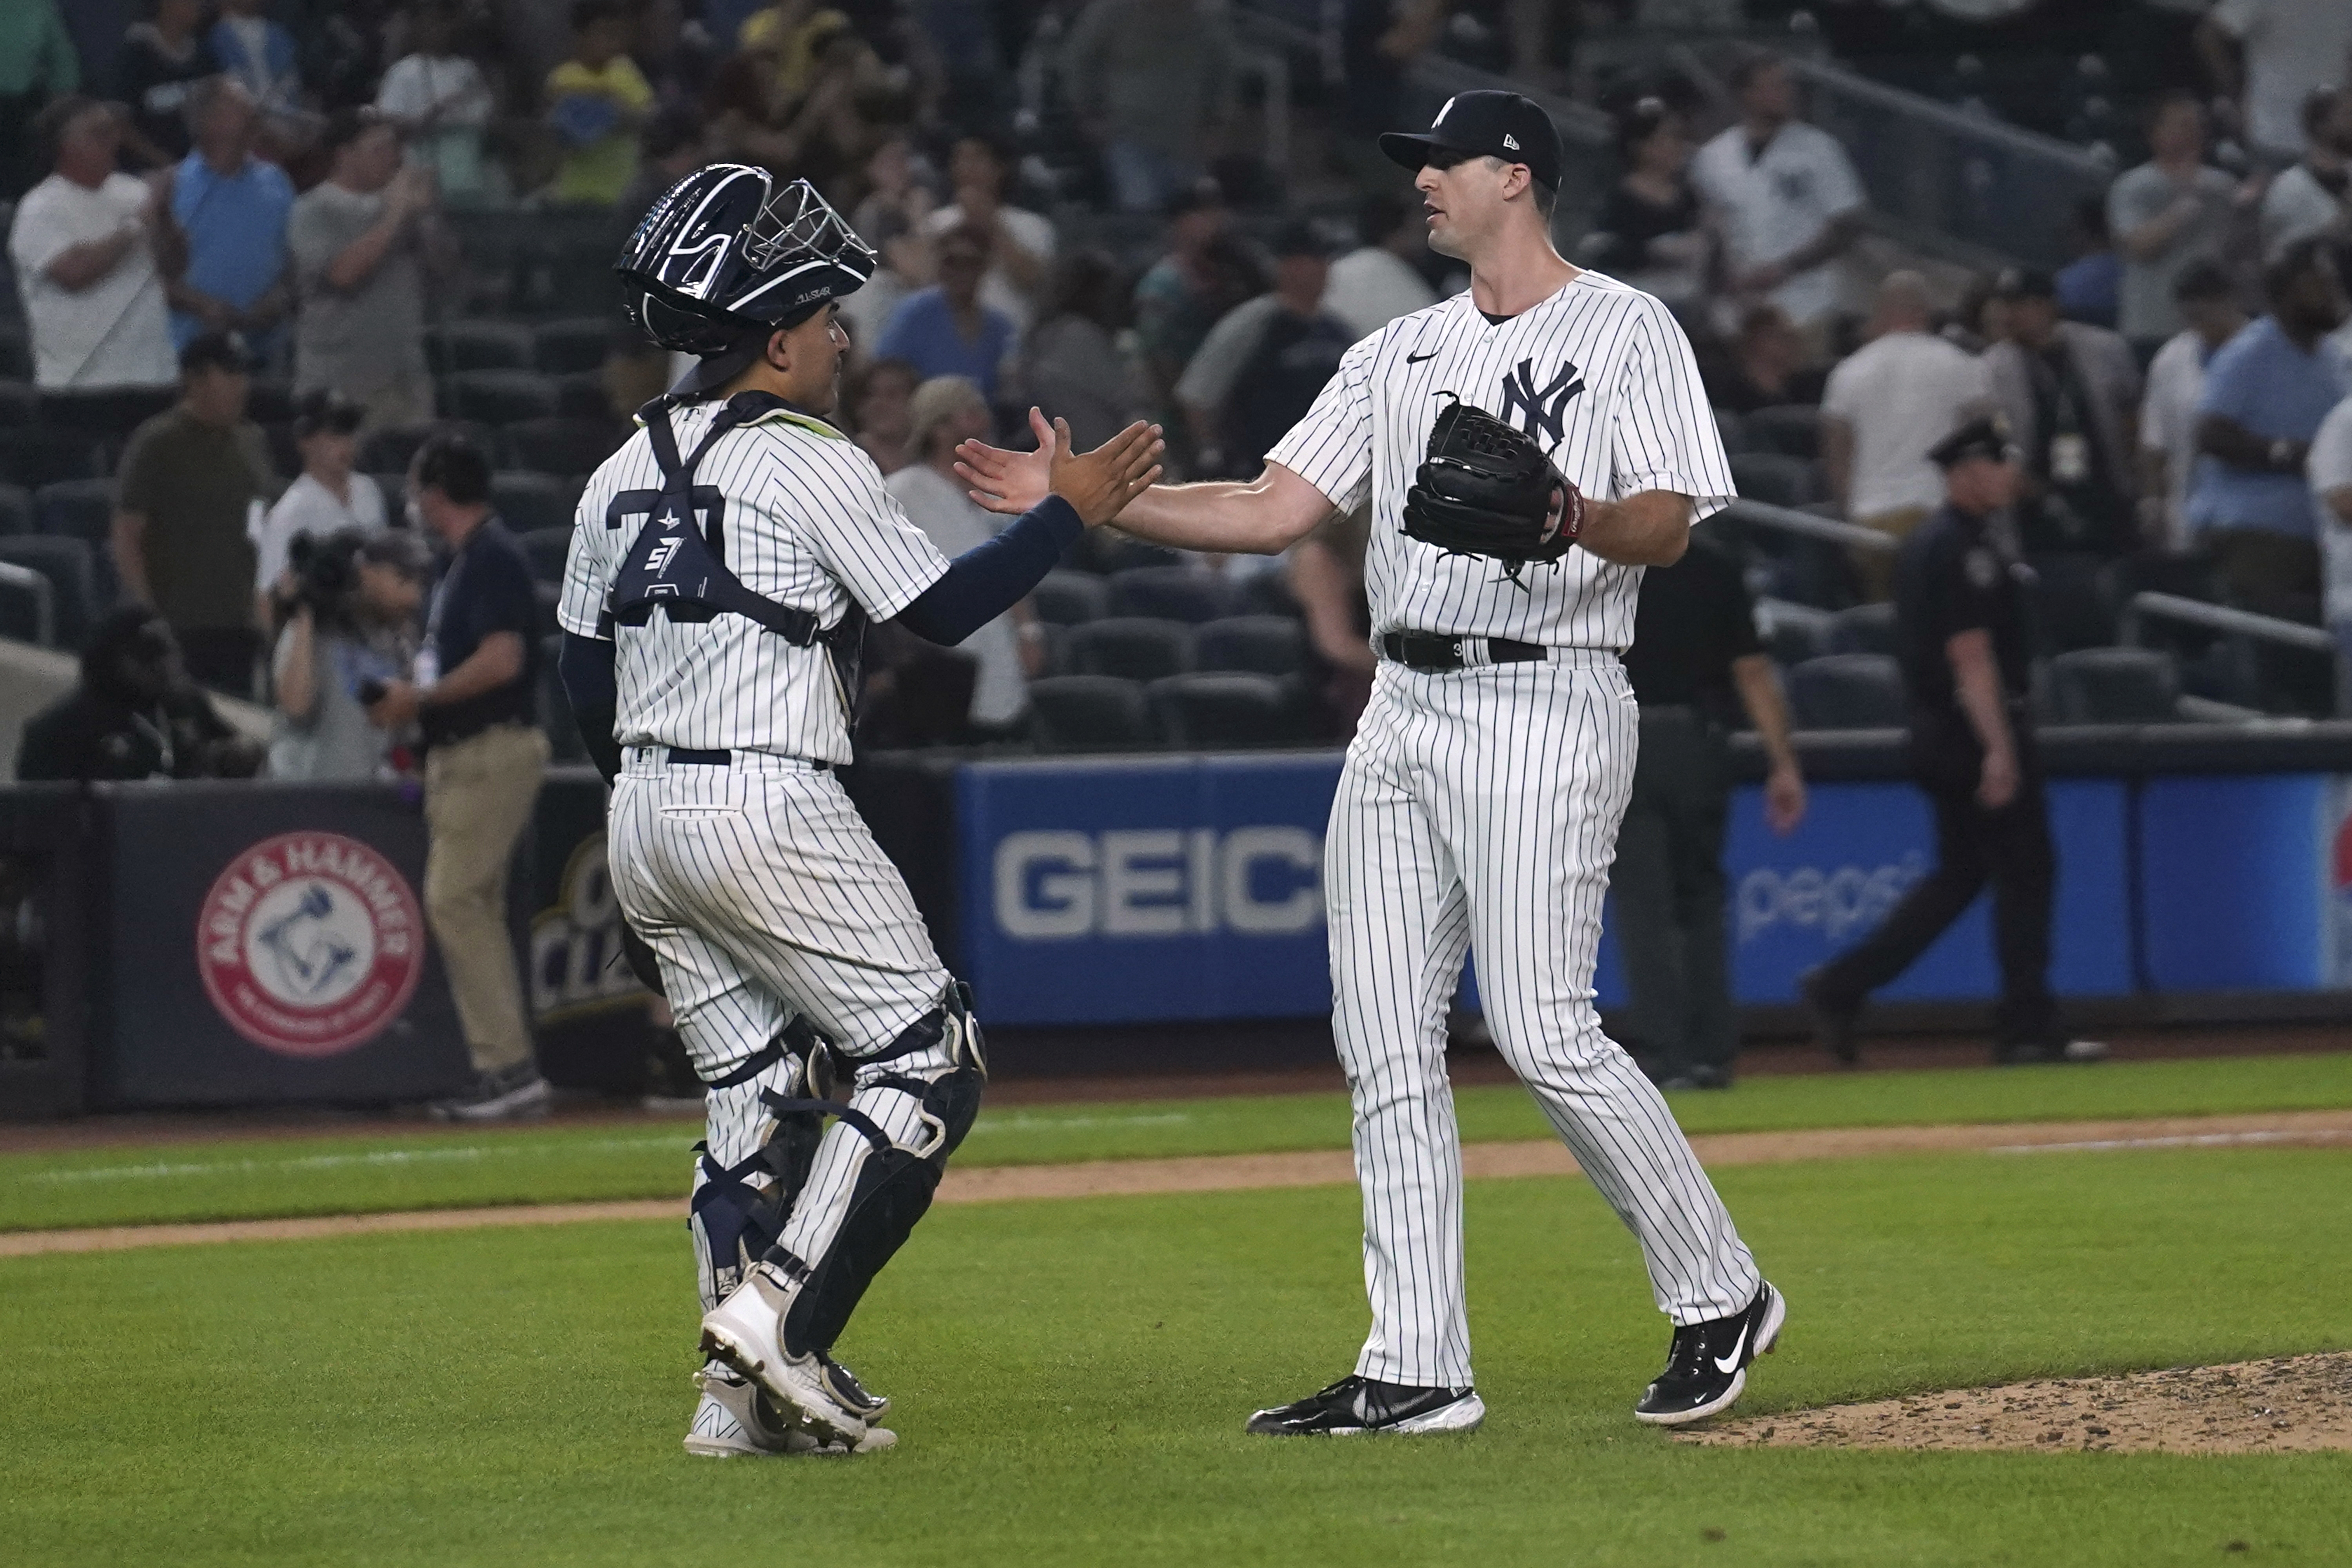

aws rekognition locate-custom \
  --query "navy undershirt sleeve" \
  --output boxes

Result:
[557,631,624,786]
[895,494,1083,646]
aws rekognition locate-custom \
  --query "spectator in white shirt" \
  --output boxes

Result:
[883,376,1042,731]
[1688,51,1864,337]
[375,1,497,203]
[7,98,179,391]
[922,134,1053,340]
[2138,261,2248,553]
[2198,0,2352,169]
[1323,191,1438,340]
[2310,392,2352,667]
[1819,270,1993,599]
[2108,92,2241,355]
[253,389,387,625]
[2259,86,2352,262]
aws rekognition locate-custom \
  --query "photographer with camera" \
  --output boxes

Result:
[253,389,385,632]
[268,528,428,781]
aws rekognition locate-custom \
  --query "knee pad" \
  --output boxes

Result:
[759,985,987,1352]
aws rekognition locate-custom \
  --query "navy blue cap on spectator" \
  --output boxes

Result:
[292,388,363,439]
[1272,219,1332,260]
[179,331,254,377]
[1929,414,2018,469]
[1380,91,1562,192]
[1990,267,2056,302]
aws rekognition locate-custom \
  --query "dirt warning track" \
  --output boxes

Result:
[4,1109,2348,1258]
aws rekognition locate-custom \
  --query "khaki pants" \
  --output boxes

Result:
[1853,506,1932,603]
[424,724,550,1074]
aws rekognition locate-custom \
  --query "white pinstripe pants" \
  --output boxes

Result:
[1329,656,1760,1388]
[607,750,951,1076]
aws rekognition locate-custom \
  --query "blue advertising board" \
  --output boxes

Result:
[957,757,2136,1026]
[2139,773,2352,991]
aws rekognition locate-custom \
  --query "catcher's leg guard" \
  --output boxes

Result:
[757,984,987,1354]
[688,1018,842,1312]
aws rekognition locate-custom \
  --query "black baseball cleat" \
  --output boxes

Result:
[1633,1282,1786,1427]
[1798,970,1861,1067]
[1246,1375,1486,1436]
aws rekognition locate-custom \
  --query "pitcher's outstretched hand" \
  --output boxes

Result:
[958,407,1162,524]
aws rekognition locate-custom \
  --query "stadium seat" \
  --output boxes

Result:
[0,428,107,488]
[428,320,535,374]
[1729,452,1819,509]
[1147,672,1301,748]
[0,482,30,535]
[1108,564,1236,623]
[260,421,301,479]
[0,563,49,644]
[2046,647,2181,725]
[0,535,95,648]
[37,386,174,436]
[1194,614,1307,676]
[1033,568,1111,625]
[1712,407,1748,457]
[34,478,115,555]
[1744,404,1822,460]
[490,472,583,535]
[2030,552,2117,654]
[503,416,624,478]
[358,421,501,475]
[539,632,586,762]
[245,380,296,424]
[553,370,612,419]
[1027,674,1153,751]
[1754,598,1832,666]
[0,323,29,381]
[534,318,612,376]
[1828,601,1897,655]
[444,370,559,425]
[1238,568,1301,617]
[1787,653,1907,730]
[517,525,574,584]
[1061,617,1193,681]
[0,380,36,426]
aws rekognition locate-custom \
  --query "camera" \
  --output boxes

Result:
[284,530,361,618]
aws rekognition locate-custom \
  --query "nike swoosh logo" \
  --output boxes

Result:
[1713,1322,1751,1374]
[1406,350,1437,364]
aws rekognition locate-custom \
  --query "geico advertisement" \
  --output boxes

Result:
[956,759,2135,1026]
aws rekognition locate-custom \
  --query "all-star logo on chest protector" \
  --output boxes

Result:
[1498,358,1586,447]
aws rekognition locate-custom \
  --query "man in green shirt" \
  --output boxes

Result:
[0,0,79,198]
[111,331,278,695]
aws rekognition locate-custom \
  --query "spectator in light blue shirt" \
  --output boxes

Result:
[2188,238,2351,616]
[166,77,293,360]
[874,224,1015,403]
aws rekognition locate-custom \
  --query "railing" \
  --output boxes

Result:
[2118,592,2338,655]
[0,563,54,649]
[1715,496,1894,552]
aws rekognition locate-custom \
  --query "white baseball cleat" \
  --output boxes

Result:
[700,1261,869,1448]
[685,1365,899,1456]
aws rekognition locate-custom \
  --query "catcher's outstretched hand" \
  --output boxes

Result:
[956,407,1163,521]
[1049,414,1163,526]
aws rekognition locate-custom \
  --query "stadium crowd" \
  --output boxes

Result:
[2,0,2352,779]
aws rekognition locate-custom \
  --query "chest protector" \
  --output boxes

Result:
[604,391,866,712]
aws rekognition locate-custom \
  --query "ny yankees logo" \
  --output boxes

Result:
[1498,358,1584,446]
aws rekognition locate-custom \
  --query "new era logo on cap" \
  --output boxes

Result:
[1378,89,1562,192]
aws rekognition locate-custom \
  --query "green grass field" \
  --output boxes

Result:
[4,1056,2348,1564]
[5,1146,2349,1566]
[7,1051,2350,1232]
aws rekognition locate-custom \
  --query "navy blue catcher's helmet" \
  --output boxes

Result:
[615,164,878,395]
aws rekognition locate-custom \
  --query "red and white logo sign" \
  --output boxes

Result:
[196,832,426,1058]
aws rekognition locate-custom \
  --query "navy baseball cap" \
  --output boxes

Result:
[1380,91,1563,192]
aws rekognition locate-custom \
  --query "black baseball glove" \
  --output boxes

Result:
[1401,398,1584,568]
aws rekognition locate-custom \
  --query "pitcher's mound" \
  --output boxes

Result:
[1681,1354,2352,1454]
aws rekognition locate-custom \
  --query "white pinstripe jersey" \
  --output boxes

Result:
[1267,269,1735,652]
[557,400,950,765]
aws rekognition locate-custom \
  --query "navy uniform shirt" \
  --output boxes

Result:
[423,516,540,746]
[1892,501,2033,719]
[1622,532,1762,724]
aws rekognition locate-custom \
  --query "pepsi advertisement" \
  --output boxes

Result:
[955,757,2142,1027]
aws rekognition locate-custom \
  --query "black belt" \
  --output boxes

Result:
[1378,632,1551,671]
[661,748,827,771]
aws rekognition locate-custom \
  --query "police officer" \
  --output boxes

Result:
[1613,529,1807,1090]
[1800,416,2105,1067]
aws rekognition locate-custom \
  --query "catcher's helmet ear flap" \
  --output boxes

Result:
[616,165,878,357]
